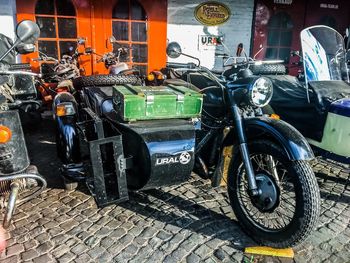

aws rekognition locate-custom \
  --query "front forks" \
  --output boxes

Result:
[231,104,260,196]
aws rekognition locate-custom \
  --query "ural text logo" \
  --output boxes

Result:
[179,152,191,164]
[156,152,192,166]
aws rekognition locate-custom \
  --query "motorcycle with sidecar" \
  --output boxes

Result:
[53,39,320,247]
[0,20,47,227]
[262,26,350,164]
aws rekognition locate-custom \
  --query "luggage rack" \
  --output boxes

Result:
[78,107,130,207]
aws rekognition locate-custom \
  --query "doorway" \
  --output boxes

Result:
[16,0,167,75]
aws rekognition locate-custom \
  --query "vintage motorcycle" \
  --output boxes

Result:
[53,36,320,247]
[35,37,91,105]
[262,26,350,165]
[0,20,47,227]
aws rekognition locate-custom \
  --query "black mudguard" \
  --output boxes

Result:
[53,92,83,180]
[243,117,314,161]
[212,116,314,187]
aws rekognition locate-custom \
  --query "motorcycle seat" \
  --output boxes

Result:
[267,75,324,141]
[268,75,350,141]
[308,80,350,111]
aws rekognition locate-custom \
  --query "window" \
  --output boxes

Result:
[266,12,293,63]
[112,0,148,75]
[319,16,337,30]
[35,0,77,60]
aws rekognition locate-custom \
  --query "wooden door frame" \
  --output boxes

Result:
[99,0,167,74]
[16,0,93,74]
[16,0,167,74]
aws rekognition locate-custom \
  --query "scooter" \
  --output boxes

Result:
[52,39,320,248]
[0,20,47,227]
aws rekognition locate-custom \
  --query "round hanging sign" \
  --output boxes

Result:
[194,1,231,26]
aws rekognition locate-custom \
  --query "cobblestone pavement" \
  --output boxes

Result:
[0,119,349,263]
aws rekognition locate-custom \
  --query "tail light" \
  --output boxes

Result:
[270,114,280,120]
[147,73,155,81]
[56,86,69,93]
[156,73,166,80]
[147,71,166,82]
[55,103,76,117]
[0,126,12,143]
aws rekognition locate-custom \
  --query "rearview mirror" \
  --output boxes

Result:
[109,36,117,44]
[236,43,243,56]
[166,42,182,59]
[85,47,93,54]
[16,43,36,54]
[16,20,40,44]
[0,20,40,62]
[77,37,86,46]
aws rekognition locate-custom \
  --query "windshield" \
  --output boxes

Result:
[301,26,349,83]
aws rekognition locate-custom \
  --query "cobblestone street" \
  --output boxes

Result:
[0,120,349,263]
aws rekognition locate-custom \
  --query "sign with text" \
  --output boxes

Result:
[194,2,231,26]
[274,0,293,4]
[320,3,339,9]
[198,35,223,50]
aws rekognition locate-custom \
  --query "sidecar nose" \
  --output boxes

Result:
[329,98,350,117]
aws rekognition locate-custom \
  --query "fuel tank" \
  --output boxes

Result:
[113,118,196,190]
[180,72,226,120]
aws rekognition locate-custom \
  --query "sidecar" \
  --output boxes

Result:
[54,80,203,207]
[266,25,350,164]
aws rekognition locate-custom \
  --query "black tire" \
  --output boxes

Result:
[250,64,286,75]
[73,74,142,89]
[227,140,320,248]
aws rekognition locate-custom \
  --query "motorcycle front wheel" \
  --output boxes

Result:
[227,140,320,248]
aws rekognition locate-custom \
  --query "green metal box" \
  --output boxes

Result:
[112,84,203,121]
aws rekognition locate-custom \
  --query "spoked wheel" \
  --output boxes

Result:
[227,140,320,248]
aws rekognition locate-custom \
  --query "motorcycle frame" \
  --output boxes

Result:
[54,70,315,203]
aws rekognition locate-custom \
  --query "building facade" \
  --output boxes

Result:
[0,0,349,74]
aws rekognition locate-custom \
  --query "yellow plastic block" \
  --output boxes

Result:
[220,146,233,187]
[244,246,294,258]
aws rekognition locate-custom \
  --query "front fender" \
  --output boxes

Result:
[55,115,81,164]
[53,92,81,164]
[53,92,77,109]
[244,117,314,160]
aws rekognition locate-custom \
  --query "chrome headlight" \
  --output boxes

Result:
[249,77,273,107]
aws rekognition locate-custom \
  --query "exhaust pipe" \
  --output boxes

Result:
[0,172,47,228]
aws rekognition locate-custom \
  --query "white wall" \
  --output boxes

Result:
[0,0,16,40]
[167,0,255,71]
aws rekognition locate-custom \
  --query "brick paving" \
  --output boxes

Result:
[0,119,349,263]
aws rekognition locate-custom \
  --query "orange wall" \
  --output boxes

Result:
[16,0,167,74]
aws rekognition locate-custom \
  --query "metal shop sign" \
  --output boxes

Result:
[320,3,339,9]
[274,0,293,4]
[194,2,231,26]
[198,35,223,50]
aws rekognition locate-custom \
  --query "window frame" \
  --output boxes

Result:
[35,0,78,60]
[266,12,294,63]
[112,0,148,74]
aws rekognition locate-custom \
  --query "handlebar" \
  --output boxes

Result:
[0,70,42,78]
[166,62,225,89]
[166,62,197,69]
[223,56,284,67]
[8,63,32,71]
